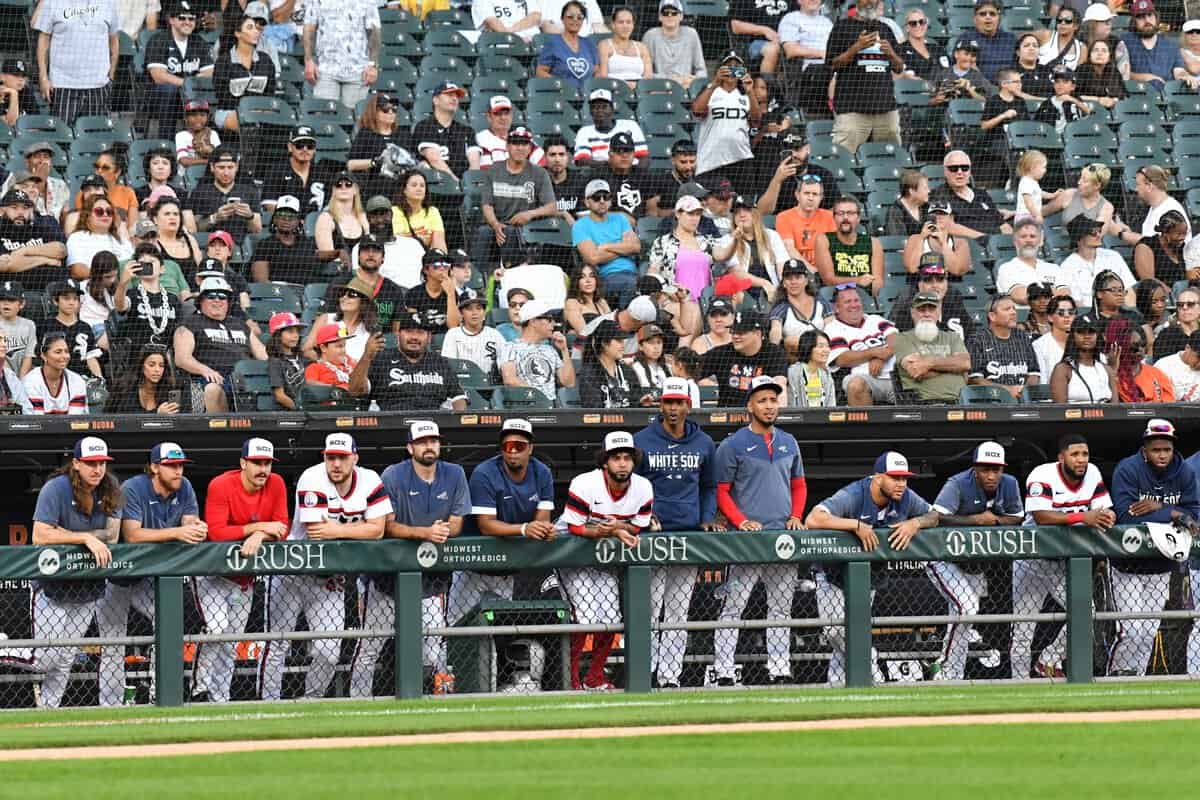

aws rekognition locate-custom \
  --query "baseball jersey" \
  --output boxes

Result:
[695,86,753,175]
[33,473,121,601]
[476,128,546,169]
[22,367,88,415]
[572,120,649,165]
[825,314,896,379]
[290,464,392,540]
[441,324,507,377]
[714,425,805,530]
[558,468,654,535]
[933,467,1023,518]
[120,474,199,530]
[966,327,1040,386]
[1023,461,1111,526]
[468,453,554,535]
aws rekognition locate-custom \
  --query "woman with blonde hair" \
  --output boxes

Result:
[314,172,369,267]
[1044,162,1117,231]
[718,197,787,299]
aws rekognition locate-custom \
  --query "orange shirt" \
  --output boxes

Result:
[76,184,140,225]
[775,207,835,266]
[1122,364,1176,403]
[304,358,358,390]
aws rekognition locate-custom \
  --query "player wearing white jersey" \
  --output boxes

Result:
[557,431,653,690]
[258,433,391,701]
[1013,434,1114,679]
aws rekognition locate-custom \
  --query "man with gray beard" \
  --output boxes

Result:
[892,291,969,403]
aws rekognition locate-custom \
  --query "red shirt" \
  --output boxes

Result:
[204,469,289,542]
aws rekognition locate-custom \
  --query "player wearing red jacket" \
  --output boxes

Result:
[191,437,288,703]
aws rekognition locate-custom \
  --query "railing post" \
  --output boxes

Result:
[1065,556,1094,684]
[394,571,424,699]
[844,561,873,688]
[622,565,651,693]
[154,576,184,707]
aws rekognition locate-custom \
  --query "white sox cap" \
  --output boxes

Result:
[1143,418,1176,440]
[242,437,276,461]
[603,430,636,454]
[409,420,441,442]
[501,418,534,439]
[874,450,915,477]
[1147,521,1192,562]
[973,441,1006,466]
[661,377,697,405]
[323,433,357,455]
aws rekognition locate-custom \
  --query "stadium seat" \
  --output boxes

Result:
[862,164,904,194]
[381,30,424,60]
[477,54,529,82]
[298,384,363,411]
[637,78,688,105]
[958,385,1017,404]
[426,8,471,27]
[472,76,526,105]
[447,358,495,389]
[493,386,555,409]
[418,54,473,86]
[425,28,475,60]
[232,359,282,412]
[1020,384,1053,403]
[380,7,423,34]
[857,142,913,168]
[585,77,635,108]
[477,31,534,60]
[557,385,581,408]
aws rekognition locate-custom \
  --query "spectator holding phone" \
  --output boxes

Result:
[184,147,262,241]
[824,0,904,154]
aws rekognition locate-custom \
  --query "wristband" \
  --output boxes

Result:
[520,522,528,537]
[1066,511,1085,525]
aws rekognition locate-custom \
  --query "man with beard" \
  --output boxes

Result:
[0,188,66,291]
[712,376,805,685]
[195,438,289,703]
[892,291,969,403]
[352,421,468,696]
[806,450,938,685]
[648,140,699,218]
[573,89,648,166]
[1109,419,1200,676]
[476,95,546,169]
[327,235,406,331]
[174,276,268,413]
[98,442,205,706]
[824,0,904,154]
[0,142,68,220]
[635,378,720,688]
[892,258,975,341]
[544,135,585,225]
[185,147,263,239]
[142,2,214,137]
[994,220,1064,305]
[357,195,423,289]
[824,284,897,406]
[259,433,391,701]
[924,442,1023,681]
[249,195,320,284]
[755,130,839,215]
[1122,0,1186,86]
[1013,434,1114,679]
[475,126,557,273]
[350,312,468,411]
[602,132,661,223]
[698,311,788,408]
[557,430,654,690]
[260,126,332,215]
[813,197,883,295]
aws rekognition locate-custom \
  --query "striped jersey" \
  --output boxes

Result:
[966,327,1040,385]
[557,468,654,536]
[476,128,546,169]
[289,464,392,540]
[572,119,649,165]
[21,367,87,415]
[824,313,896,378]
[1023,461,1111,526]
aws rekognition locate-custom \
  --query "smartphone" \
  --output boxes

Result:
[167,389,182,406]
[225,196,240,205]
[138,261,155,277]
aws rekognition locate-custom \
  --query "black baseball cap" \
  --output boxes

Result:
[780,259,808,277]
[47,280,83,298]
[0,279,23,300]
[358,235,385,252]
[609,132,636,153]
[670,139,696,155]
[397,311,427,331]
[707,297,734,316]
[1052,65,1075,81]
[731,311,763,332]
[290,125,316,144]
[422,249,452,268]
[782,130,807,149]
[955,37,981,52]
[1,58,27,76]
[0,189,33,207]
[81,174,107,190]
[210,145,238,164]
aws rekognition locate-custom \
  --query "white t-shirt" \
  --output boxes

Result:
[66,232,133,271]
[374,238,426,290]
[1015,175,1042,221]
[476,128,546,169]
[289,463,392,541]
[22,367,88,415]
[472,0,539,40]
[695,86,753,175]
[441,324,507,376]
[825,313,897,378]
[1058,249,1136,307]
[572,119,648,165]
[1023,460,1111,526]
[1032,332,1064,380]
[995,257,1064,296]
[175,128,221,164]
[1141,196,1192,241]
[777,10,833,68]
[1153,352,1200,401]
[79,281,114,327]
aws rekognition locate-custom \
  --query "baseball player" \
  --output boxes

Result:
[557,430,654,691]
[1109,419,1199,676]
[807,450,938,686]
[1185,447,1200,675]
[447,419,555,627]
[30,436,122,708]
[713,375,806,686]
[635,377,720,689]
[1014,434,1114,680]
[194,438,289,703]
[926,442,1023,681]
[352,421,469,697]
[97,442,206,706]
[260,433,392,701]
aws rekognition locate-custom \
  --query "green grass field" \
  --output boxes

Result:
[3,682,1197,797]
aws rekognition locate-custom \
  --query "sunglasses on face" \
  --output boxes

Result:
[339,289,366,299]
[335,180,355,188]
[661,8,680,15]
[92,207,113,217]
[1053,308,1076,317]
[1057,16,1075,23]
[203,292,231,301]
[590,192,611,201]
[563,13,585,19]
[292,141,316,150]
[907,18,927,26]
[946,164,971,172]
[1179,301,1199,308]
[501,440,529,454]
[176,14,196,21]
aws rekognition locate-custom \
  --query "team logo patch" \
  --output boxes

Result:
[37,548,60,576]
[775,534,796,560]
[1029,483,1044,497]
[1121,528,1145,554]
[416,542,439,569]
[304,492,318,507]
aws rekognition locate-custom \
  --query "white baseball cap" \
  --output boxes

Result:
[74,436,113,462]
[519,298,559,324]
[323,433,357,455]
[501,418,534,440]
[603,430,637,454]
[588,88,613,103]
[675,194,703,213]
[874,450,915,477]
[1143,418,1176,440]
[661,377,698,406]
[488,95,513,111]
[973,441,1006,466]
[242,437,276,461]
[198,275,233,296]
[1186,19,1200,33]
[409,420,441,442]
[626,295,659,323]
[1082,2,1114,21]
[274,194,301,214]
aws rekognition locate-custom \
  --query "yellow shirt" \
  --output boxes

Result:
[392,205,444,249]
[390,0,449,19]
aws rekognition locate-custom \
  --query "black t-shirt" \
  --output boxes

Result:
[212,47,276,112]
[825,18,900,114]
[981,94,1030,145]
[930,185,1003,236]
[900,42,944,81]
[328,272,407,329]
[763,158,838,213]
[1016,63,1053,99]
[731,0,789,49]
[699,341,789,407]
[268,353,307,400]
[404,283,450,334]
[143,31,214,78]
[552,170,585,218]
[250,234,321,284]
[366,348,465,410]
[578,359,640,408]
[349,128,410,201]
[1153,324,1190,361]
[117,286,180,349]
[412,116,476,179]
[1135,235,1186,287]
[0,217,66,292]
[602,167,660,220]
[37,317,98,374]
[184,313,253,375]
[187,179,261,243]
[259,161,333,215]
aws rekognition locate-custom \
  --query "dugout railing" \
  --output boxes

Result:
[0,525,1183,707]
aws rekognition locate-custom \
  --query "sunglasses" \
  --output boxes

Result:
[339,289,367,299]
[1053,307,1076,316]
[661,8,680,14]
[1179,301,1199,308]
[94,163,115,172]
[292,141,316,150]
[907,18,927,26]
[176,14,196,20]
[501,440,529,454]
[563,13,585,19]
[590,192,611,201]
[1056,16,1075,23]
[203,292,231,301]
[1100,285,1124,294]
[335,180,355,188]
[799,173,822,183]
[834,282,858,291]
[946,164,971,172]
[91,207,113,217]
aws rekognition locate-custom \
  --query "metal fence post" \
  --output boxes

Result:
[844,561,873,688]
[1065,556,1094,684]
[394,571,423,699]
[154,576,185,707]
[623,565,651,693]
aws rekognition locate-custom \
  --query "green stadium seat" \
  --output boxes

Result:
[417,54,473,85]
[424,28,475,59]
[637,78,688,105]
[477,31,534,60]
[426,8,471,27]
[381,30,424,60]
[232,359,282,412]
[298,384,363,411]
[493,385,555,409]
[958,385,1017,405]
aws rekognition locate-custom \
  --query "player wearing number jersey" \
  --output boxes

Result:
[1012,434,1114,679]
[259,433,391,701]
[557,431,654,690]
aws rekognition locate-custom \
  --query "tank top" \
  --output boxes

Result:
[606,40,644,82]
[332,218,363,255]
[1062,191,1103,224]
[158,235,199,287]
[825,233,873,280]
[1139,235,1186,287]
[1038,32,1083,71]
[1064,359,1111,404]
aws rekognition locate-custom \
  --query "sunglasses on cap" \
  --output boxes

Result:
[798,173,822,183]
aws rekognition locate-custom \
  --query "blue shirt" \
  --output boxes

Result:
[635,417,718,530]
[1122,32,1184,84]
[713,425,804,529]
[1112,451,1200,573]
[933,468,1023,519]
[817,476,931,527]
[468,454,555,534]
[572,213,636,278]
[120,474,199,530]
[975,28,1018,82]
[34,473,122,600]
[381,460,471,528]
[537,33,598,90]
